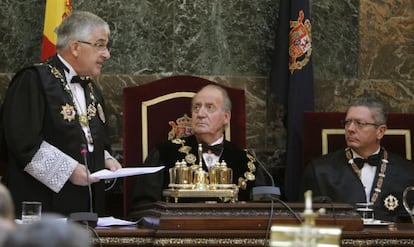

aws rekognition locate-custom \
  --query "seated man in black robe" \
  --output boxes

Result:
[131,84,269,206]
[302,96,414,222]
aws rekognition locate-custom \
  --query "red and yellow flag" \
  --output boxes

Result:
[41,0,72,61]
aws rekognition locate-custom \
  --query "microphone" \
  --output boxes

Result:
[81,144,94,213]
[247,149,281,201]
[247,149,301,247]
[69,144,98,228]
[247,149,301,222]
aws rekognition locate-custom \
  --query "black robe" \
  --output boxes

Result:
[130,135,268,206]
[1,56,111,217]
[302,148,414,222]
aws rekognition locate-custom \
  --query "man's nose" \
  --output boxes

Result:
[197,106,208,115]
[349,121,358,129]
[103,49,110,59]
[345,122,357,131]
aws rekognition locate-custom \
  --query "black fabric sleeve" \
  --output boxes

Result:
[2,68,45,168]
[130,148,165,205]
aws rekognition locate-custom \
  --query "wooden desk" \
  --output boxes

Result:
[92,202,414,247]
[128,201,364,231]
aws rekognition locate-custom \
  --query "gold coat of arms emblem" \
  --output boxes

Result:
[289,10,312,74]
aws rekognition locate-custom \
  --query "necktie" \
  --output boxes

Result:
[353,154,381,169]
[71,76,89,88]
[201,143,223,156]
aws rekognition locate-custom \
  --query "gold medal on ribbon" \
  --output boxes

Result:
[185,154,196,164]
[179,145,191,154]
[244,171,255,181]
[384,194,399,211]
[97,103,106,123]
[247,161,256,172]
[238,177,247,190]
[172,138,185,145]
[87,104,97,118]
[79,114,88,127]
[60,104,76,122]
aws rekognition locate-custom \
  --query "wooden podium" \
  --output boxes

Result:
[128,201,363,231]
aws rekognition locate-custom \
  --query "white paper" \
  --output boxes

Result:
[17,216,138,227]
[97,216,137,227]
[91,166,164,179]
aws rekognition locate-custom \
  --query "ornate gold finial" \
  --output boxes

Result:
[301,190,318,226]
[198,143,203,167]
[270,190,342,247]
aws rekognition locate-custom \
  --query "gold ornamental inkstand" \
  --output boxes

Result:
[162,144,239,203]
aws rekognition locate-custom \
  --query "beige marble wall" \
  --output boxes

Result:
[315,0,414,113]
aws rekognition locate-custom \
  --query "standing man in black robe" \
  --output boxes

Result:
[131,84,268,207]
[0,11,121,218]
[302,96,414,222]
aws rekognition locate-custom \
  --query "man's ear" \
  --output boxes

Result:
[70,41,80,57]
[224,111,231,125]
[377,124,387,139]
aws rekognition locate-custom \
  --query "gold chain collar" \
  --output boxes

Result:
[48,65,100,126]
[345,147,388,204]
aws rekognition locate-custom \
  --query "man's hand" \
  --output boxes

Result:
[69,164,100,186]
[105,158,122,171]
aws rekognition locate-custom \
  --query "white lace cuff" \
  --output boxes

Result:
[24,141,78,193]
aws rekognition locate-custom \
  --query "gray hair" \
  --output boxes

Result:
[348,96,387,125]
[193,84,232,112]
[56,11,110,51]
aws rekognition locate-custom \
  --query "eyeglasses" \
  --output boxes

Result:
[342,119,380,128]
[77,40,110,52]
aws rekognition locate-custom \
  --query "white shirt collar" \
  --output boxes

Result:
[351,147,381,159]
[208,136,224,146]
[57,54,77,82]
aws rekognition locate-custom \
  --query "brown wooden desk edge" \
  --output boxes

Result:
[93,224,414,247]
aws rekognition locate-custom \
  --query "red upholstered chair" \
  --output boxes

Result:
[302,112,414,168]
[122,75,246,216]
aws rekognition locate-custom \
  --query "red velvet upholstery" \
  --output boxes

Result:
[303,112,414,169]
[122,75,246,216]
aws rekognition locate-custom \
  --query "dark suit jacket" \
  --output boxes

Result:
[302,148,414,222]
[131,135,268,206]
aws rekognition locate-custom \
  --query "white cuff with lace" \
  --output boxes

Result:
[24,141,78,193]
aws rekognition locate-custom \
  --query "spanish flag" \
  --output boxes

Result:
[41,0,72,61]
